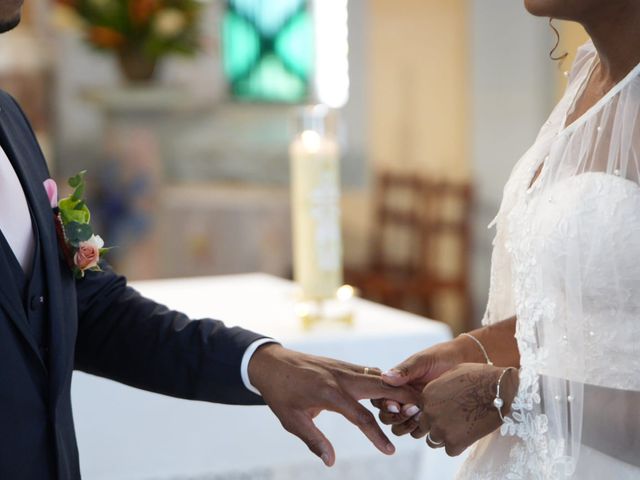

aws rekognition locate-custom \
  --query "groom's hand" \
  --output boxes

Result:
[248,344,421,467]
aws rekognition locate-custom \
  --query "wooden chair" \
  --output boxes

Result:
[345,171,474,333]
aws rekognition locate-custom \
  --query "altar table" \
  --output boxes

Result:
[71,274,467,479]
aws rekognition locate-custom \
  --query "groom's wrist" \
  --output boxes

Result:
[242,339,280,395]
[247,342,287,395]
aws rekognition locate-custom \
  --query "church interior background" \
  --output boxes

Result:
[0,1,598,479]
[1,0,588,341]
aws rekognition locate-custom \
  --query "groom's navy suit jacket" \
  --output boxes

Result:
[0,90,266,480]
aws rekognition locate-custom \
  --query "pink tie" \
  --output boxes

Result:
[0,145,35,275]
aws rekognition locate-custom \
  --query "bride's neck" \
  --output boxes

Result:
[581,4,640,82]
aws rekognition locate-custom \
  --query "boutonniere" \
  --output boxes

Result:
[44,171,111,279]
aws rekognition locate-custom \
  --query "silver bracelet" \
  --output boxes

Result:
[494,367,517,423]
[459,332,493,366]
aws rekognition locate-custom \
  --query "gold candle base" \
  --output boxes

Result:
[295,285,355,331]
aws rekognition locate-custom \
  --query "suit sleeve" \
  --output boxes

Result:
[74,262,267,406]
[0,89,267,406]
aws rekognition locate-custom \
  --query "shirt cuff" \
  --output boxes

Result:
[240,338,279,396]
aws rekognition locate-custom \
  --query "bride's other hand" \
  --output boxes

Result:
[371,336,487,435]
[415,363,519,457]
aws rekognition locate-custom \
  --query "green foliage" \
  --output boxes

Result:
[59,170,93,243]
[65,222,94,248]
[59,198,91,225]
[59,171,90,225]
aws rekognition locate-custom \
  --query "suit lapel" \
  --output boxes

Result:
[0,95,71,395]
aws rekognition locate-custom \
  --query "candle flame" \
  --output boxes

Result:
[301,130,323,153]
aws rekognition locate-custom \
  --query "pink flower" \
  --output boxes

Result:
[74,235,104,271]
[43,178,58,208]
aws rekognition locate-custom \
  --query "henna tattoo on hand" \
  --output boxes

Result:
[453,372,497,422]
[425,371,499,436]
[453,373,498,435]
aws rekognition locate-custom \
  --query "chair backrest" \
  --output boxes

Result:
[370,170,473,282]
[421,181,473,283]
[370,171,427,274]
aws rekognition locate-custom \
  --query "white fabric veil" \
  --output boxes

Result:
[457,41,640,479]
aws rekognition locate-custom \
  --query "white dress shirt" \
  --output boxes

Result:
[0,143,272,396]
[0,144,34,276]
[241,338,278,395]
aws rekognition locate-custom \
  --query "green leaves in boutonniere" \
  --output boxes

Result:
[55,171,111,279]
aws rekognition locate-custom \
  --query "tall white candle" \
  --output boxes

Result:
[290,106,343,300]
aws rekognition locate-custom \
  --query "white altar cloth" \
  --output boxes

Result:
[71,273,466,479]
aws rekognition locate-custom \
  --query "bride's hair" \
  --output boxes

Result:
[548,18,569,65]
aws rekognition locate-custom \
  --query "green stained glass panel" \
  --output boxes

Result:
[275,11,313,78]
[222,13,260,80]
[223,0,314,103]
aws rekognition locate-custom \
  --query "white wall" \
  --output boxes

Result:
[469,0,556,322]
[340,0,369,187]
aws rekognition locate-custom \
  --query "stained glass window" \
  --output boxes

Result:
[222,0,314,103]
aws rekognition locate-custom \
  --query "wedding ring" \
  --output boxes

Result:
[364,367,370,375]
[426,432,445,448]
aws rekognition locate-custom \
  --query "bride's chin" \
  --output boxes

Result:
[523,0,602,20]
[0,0,22,34]
[524,0,552,16]
[0,14,20,34]
[523,0,570,18]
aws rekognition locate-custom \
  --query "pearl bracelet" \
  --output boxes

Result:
[494,367,517,423]
[459,332,493,366]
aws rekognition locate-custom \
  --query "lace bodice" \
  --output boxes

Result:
[511,172,640,389]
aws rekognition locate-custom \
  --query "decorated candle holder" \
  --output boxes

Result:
[289,105,353,329]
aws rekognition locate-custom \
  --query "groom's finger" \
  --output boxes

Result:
[330,359,382,377]
[329,393,396,455]
[347,374,421,406]
[285,413,336,466]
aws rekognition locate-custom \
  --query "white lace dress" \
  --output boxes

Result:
[456,41,640,479]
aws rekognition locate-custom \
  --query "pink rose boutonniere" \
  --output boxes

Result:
[45,171,111,279]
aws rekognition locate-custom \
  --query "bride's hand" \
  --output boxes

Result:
[413,363,519,457]
[371,337,487,436]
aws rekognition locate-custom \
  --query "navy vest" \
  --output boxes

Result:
[0,209,49,365]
